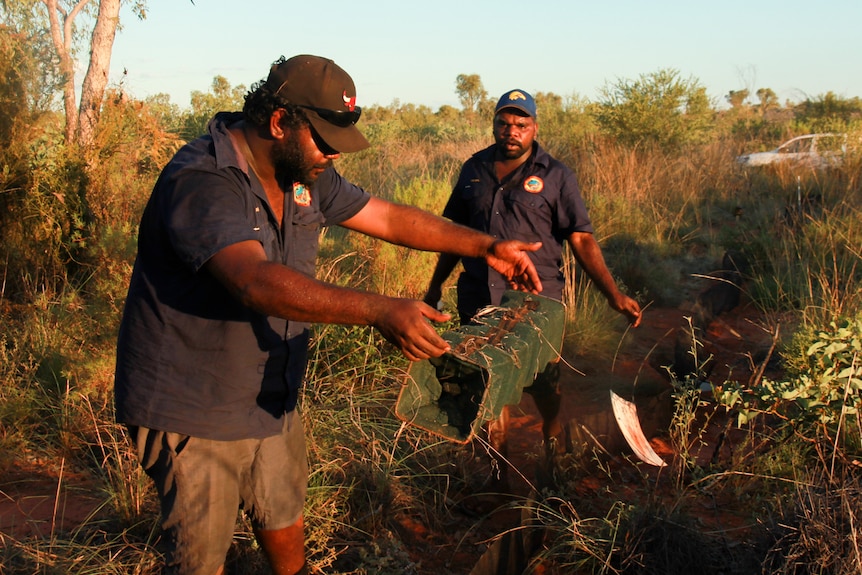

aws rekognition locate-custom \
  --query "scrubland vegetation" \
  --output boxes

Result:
[2,23,862,574]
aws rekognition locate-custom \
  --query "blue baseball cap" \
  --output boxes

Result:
[494,89,537,119]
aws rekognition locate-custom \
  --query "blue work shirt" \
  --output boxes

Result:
[443,142,593,320]
[114,112,370,440]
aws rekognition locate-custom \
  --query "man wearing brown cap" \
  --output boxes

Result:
[114,56,543,575]
[424,89,642,486]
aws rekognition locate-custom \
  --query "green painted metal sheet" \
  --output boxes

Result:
[395,290,566,443]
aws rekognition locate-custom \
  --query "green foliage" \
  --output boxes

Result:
[5,64,862,573]
[794,91,862,127]
[0,120,87,300]
[0,25,40,141]
[339,178,452,299]
[179,75,246,141]
[454,72,488,114]
[726,89,750,109]
[142,92,184,134]
[0,3,64,111]
[718,316,862,431]
[360,102,485,147]
[534,92,597,162]
[733,173,862,318]
[87,89,182,228]
[0,24,78,299]
[336,107,486,197]
[594,68,715,149]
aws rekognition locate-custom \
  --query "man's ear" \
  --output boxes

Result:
[269,109,287,139]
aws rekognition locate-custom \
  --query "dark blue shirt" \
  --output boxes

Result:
[443,142,593,320]
[114,112,370,440]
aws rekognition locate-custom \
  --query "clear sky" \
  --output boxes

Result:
[108,0,862,111]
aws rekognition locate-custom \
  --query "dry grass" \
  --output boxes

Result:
[1,102,861,573]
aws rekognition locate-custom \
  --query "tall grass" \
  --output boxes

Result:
[2,97,861,573]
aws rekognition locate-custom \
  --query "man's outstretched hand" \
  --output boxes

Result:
[373,298,453,362]
[484,240,543,294]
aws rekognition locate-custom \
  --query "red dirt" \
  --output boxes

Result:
[0,298,784,573]
[0,461,106,540]
[394,297,787,574]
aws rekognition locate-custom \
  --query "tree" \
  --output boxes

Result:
[726,89,749,110]
[532,92,596,154]
[755,88,778,116]
[180,75,247,141]
[42,0,131,146]
[594,68,714,148]
[795,91,862,127]
[143,92,183,133]
[76,0,121,146]
[435,104,459,123]
[455,73,487,114]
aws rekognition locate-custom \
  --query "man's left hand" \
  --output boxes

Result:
[610,293,643,328]
[485,240,543,294]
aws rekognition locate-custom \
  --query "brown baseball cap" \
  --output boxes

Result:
[266,55,370,153]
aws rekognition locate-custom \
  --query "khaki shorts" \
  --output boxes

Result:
[130,412,308,575]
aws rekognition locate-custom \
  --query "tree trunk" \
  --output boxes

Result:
[43,0,90,145]
[77,0,120,147]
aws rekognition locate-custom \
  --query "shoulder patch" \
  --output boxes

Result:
[523,176,544,194]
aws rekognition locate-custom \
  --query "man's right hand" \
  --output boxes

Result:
[373,298,452,362]
[484,240,543,294]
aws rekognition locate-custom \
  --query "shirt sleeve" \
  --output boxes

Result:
[315,167,371,225]
[554,164,594,236]
[164,168,259,272]
[441,162,475,224]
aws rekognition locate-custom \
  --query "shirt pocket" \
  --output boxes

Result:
[502,188,553,240]
[250,203,280,259]
[290,205,325,276]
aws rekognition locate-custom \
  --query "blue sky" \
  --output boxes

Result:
[108,0,862,111]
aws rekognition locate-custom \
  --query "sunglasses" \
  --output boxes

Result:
[309,126,339,156]
[298,104,362,128]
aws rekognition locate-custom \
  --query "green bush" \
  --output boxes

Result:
[718,316,862,432]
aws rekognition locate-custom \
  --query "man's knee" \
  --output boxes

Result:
[256,516,306,575]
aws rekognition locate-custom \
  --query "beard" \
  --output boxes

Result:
[495,136,531,160]
[270,137,320,187]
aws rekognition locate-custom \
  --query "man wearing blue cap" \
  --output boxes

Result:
[424,89,642,484]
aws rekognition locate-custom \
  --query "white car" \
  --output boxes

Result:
[736,133,847,168]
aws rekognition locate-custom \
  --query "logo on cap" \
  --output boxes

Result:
[495,89,537,119]
[342,91,356,111]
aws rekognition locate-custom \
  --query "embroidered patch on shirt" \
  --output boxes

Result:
[523,176,544,193]
[293,183,312,207]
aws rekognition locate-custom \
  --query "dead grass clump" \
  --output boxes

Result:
[763,467,862,575]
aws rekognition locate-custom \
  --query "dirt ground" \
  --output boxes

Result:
[0,297,784,573]
[0,461,106,540]
[391,296,786,574]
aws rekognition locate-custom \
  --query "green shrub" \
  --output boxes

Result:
[718,316,862,434]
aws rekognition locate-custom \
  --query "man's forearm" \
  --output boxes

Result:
[344,199,495,258]
[218,257,391,325]
[344,197,542,294]
[392,206,495,257]
[568,232,621,300]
